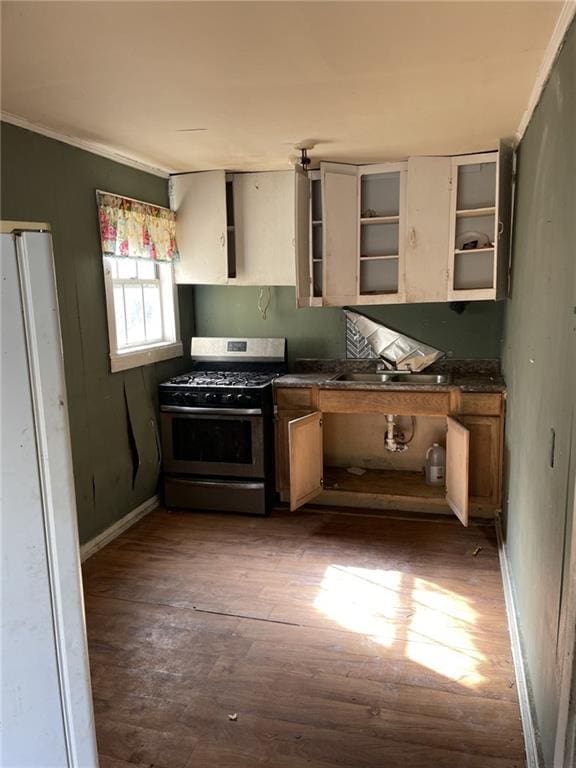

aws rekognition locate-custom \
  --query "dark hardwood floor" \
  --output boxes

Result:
[83,507,525,768]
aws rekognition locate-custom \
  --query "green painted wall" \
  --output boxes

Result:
[1,123,194,544]
[502,19,576,767]
[194,286,504,366]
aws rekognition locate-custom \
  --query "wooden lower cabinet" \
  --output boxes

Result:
[274,388,504,525]
[459,415,502,508]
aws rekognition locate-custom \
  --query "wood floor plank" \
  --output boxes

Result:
[84,507,525,767]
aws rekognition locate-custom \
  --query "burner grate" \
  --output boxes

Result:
[167,370,279,388]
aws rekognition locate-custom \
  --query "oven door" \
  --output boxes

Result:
[161,408,265,478]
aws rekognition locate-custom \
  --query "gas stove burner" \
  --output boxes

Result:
[168,371,279,389]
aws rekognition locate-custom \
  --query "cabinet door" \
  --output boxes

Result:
[405,157,451,303]
[321,162,358,306]
[232,171,296,286]
[294,166,312,307]
[495,140,514,299]
[458,415,501,507]
[446,416,470,526]
[288,411,324,511]
[170,171,228,285]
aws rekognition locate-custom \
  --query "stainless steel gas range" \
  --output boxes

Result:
[159,337,287,516]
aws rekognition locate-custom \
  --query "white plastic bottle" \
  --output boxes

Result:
[425,443,446,486]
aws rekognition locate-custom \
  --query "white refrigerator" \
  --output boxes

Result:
[1,225,98,767]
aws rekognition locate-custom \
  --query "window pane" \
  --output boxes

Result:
[113,285,127,348]
[107,257,118,278]
[117,259,138,279]
[143,284,163,341]
[124,284,146,344]
[137,259,156,280]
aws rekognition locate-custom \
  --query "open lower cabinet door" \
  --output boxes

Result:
[288,411,324,511]
[446,416,470,526]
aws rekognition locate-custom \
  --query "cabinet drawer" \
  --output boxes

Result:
[275,388,314,409]
[318,389,451,415]
[459,393,502,416]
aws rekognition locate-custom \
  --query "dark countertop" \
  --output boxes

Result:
[274,359,506,394]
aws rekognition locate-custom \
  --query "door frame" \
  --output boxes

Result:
[2,223,99,767]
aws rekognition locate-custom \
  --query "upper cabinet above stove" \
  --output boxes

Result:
[170,170,296,286]
[295,141,514,306]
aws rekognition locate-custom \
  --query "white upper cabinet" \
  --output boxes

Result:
[404,157,451,303]
[172,170,296,286]
[170,171,229,285]
[295,162,407,307]
[232,171,295,286]
[294,142,513,307]
[447,141,514,301]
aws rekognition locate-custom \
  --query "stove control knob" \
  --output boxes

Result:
[237,394,249,405]
[206,392,218,403]
[223,393,236,403]
[184,392,196,404]
[172,392,185,404]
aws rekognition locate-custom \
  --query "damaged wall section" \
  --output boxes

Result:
[1,122,194,543]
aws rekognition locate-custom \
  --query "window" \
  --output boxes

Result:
[97,189,183,372]
[103,257,182,372]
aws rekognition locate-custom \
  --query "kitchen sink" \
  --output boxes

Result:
[334,372,452,385]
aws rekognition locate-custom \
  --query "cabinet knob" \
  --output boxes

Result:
[220,233,225,248]
[409,227,417,249]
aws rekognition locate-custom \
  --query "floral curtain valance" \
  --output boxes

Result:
[97,191,179,262]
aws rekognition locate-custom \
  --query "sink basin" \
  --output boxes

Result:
[334,372,452,385]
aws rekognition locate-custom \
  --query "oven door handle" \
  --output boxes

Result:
[160,405,262,416]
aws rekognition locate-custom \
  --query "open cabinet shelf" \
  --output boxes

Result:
[323,466,445,500]
[456,206,496,217]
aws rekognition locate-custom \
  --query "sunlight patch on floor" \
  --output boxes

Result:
[407,576,486,687]
[313,565,401,647]
[313,565,486,687]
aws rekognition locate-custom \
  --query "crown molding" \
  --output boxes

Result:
[1,111,172,178]
[515,1,576,145]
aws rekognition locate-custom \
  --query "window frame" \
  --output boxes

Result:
[103,256,183,373]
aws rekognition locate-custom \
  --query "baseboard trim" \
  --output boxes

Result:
[80,495,159,562]
[496,515,543,768]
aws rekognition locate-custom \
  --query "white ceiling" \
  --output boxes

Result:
[1,1,564,174]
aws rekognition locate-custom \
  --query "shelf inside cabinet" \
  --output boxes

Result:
[456,162,496,211]
[453,249,494,291]
[323,466,444,499]
[455,213,495,244]
[311,179,322,223]
[360,220,399,258]
[360,215,400,224]
[360,257,398,295]
[454,247,494,254]
[456,206,496,218]
[360,172,401,219]
[311,224,322,261]
[312,260,322,297]
[360,253,399,260]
